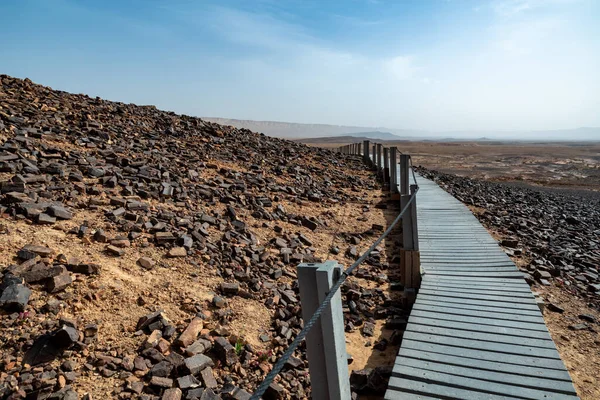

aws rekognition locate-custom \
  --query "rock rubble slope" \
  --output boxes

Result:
[0,75,403,400]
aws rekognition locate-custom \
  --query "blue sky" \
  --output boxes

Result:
[1,0,599,133]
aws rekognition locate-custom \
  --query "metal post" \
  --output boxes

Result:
[401,184,420,289]
[372,145,376,166]
[402,185,418,251]
[298,262,350,400]
[390,147,398,193]
[376,144,382,176]
[383,148,389,187]
[363,140,370,163]
[400,154,410,195]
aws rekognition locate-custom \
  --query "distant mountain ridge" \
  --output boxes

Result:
[348,131,404,140]
[203,118,600,141]
[203,118,422,139]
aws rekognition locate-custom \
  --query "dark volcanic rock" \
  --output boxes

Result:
[0,283,31,311]
[23,325,80,366]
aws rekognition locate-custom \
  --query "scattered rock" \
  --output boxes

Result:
[175,317,203,348]
[168,247,187,258]
[138,257,156,269]
[0,283,31,311]
[547,303,564,313]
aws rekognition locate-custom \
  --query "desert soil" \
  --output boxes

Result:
[306,140,600,190]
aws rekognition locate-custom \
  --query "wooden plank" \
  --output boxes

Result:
[412,303,546,324]
[415,298,543,316]
[418,289,537,304]
[420,253,510,259]
[422,261,516,267]
[401,338,568,370]
[423,267,519,273]
[423,267,518,272]
[419,247,502,252]
[403,331,561,360]
[422,276,530,287]
[418,238,497,242]
[407,321,554,347]
[415,294,540,311]
[423,275,527,284]
[387,375,520,400]
[419,284,533,297]
[421,255,509,260]
[419,282,533,294]
[397,357,577,395]
[425,270,525,278]
[398,348,574,383]
[384,390,440,400]
[419,254,507,259]
[391,365,579,400]
[409,308,548,332]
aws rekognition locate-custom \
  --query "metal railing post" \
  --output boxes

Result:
[401,179,420,289]
[390,147,398,193]
[376,144,382,176]
[383,147,389,188]
[363,140,370,164]
[400,154,410,195]
[372,145,376,166]
[298,261,350,400]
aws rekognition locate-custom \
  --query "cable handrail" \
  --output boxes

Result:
[250,160,419,399]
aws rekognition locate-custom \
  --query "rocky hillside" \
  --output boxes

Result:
[0,76,403,400]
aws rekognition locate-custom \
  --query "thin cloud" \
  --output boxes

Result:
[383,56,416,80]
[492,0,532,16]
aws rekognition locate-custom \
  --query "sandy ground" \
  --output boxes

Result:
[306,140,600,191]
[535,284,600,400]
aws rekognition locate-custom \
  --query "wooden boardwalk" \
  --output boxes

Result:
[385,174,579,399]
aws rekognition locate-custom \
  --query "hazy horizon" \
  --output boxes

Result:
[2,0,600,138]
[204,117,600,141]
